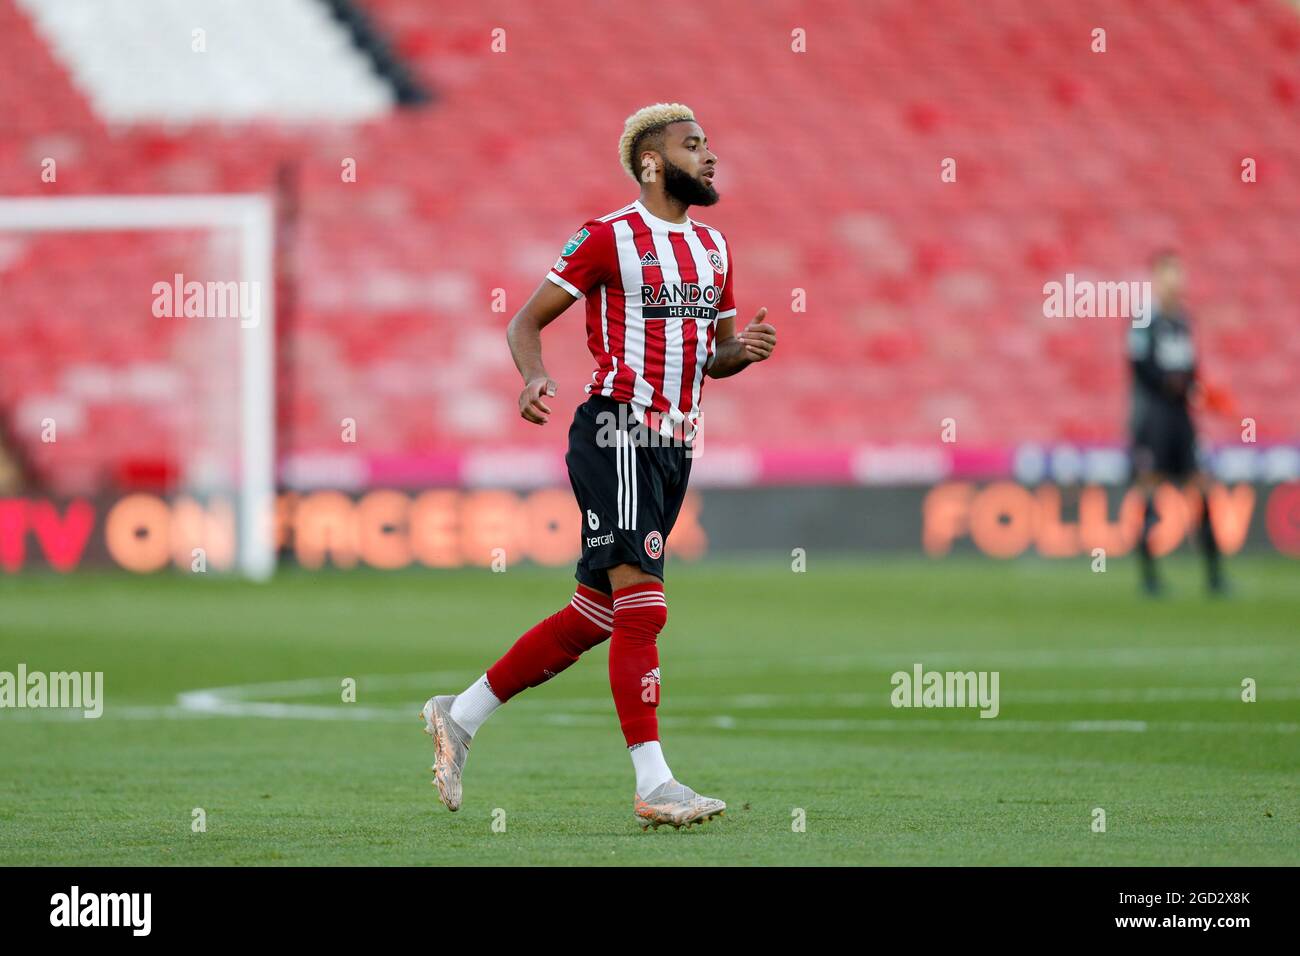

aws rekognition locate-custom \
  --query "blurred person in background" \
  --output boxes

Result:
[1128,249,1226,597]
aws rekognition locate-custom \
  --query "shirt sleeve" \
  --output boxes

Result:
[545,221,611,299]
[715,240,736,320]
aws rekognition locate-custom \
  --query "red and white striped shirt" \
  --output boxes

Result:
[545,199,736,440]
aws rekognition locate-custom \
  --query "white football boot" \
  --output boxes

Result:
[419,694,471,811]
[633,778,726,830]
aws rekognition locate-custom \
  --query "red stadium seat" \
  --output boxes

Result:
[0,0,1298,494]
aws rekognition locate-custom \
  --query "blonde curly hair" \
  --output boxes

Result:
[619,103,697,181]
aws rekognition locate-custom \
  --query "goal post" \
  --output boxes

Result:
[0,194,277,580]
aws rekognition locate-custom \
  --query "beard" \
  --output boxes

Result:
[663,158,719,207]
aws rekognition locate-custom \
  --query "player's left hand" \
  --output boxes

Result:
[738,308,776,362]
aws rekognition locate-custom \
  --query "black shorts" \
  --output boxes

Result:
[565,395,692,593]
[1131,405,1198,480]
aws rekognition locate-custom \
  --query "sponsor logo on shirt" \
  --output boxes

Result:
[640,282,720,320]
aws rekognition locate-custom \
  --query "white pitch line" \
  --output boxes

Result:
[5,705,1296,734]
[178,671,470,703]
[2,673,1296,735]
[682,644,1296,677]
[509,686,1300,711]
[536,713,1298,734]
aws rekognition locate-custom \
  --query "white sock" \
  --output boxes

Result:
[630,741,673,795]
[448,674,501,737]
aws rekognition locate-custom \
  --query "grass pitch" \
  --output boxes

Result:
[1,555,1296,866]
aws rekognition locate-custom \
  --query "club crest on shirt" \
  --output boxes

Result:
[707,249,724,273]
[644,530,664,560]
[562,228,590,257]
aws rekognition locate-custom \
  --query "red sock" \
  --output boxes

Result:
[485,585,612,702]
[608,582,667,746]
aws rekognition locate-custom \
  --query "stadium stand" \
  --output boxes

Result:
[1,0,1298,495]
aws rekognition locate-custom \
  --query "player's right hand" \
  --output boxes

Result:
[519,376,558,425]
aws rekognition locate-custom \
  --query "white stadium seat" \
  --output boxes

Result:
[15,0,392,122]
